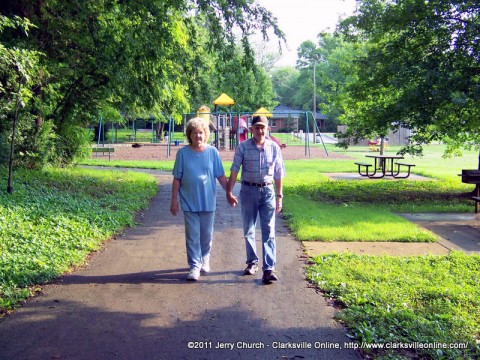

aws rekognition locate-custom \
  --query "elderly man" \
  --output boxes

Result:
[226,115,285,284]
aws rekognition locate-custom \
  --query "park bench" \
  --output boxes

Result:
[92,147,115,161]
[354,162,372,176]
[394,162,416,178]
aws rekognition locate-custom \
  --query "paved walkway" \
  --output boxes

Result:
[0,170,360,360]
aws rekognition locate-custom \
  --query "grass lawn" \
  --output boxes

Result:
[283,197,436,242]
[282,144,476,242]
[93,127,185,144]
[81,159,176,171]
[307,252,480,359]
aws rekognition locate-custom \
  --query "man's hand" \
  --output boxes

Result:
[226,192,238,207]
[275,197,282,213]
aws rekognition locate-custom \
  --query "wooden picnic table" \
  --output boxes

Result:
[355,154,415,179]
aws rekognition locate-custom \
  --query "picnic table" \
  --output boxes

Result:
[355,154,415,179]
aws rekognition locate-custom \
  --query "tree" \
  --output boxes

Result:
[252,40,283,73]
[0,15,41,191]
[294,35,366,132]
[313,34,365,132]
[338,0,480,158]
[270,66,300,107]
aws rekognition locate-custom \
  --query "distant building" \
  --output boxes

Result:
[337,125,412,146]
[314,112,329,130]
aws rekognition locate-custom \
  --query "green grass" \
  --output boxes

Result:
[0,166,157,313]
[283,196,436,242]
[96,128,185,144]
[306,252,480,359]
[282,169,472,242]
[79,159,233,176]
[284,173,473,242]
[80,159,176,171]
[288,144,480,358]
[280,144,478,242]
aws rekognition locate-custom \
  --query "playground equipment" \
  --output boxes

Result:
[212,93,235,150]
[186,108,328,157]
[91,106,330,160]
[176,94,329,158]
[197,104,234,150]
[197,105,211,123]
[233,115,248,144]
[368,137,389,153]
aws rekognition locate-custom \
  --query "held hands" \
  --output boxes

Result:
[226,192,238,207]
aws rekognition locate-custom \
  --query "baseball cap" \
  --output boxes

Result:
[251,115,268,127]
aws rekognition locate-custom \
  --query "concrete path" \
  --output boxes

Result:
[0,170,360,360]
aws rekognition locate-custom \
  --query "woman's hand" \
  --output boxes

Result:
[226,192,238,207]
[170,201,179,216]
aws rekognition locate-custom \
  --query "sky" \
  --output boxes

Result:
[255,0,357,66]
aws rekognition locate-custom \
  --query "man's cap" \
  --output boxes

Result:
[251,115,268,127]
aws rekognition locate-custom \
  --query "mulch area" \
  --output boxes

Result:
[100,143,351,161]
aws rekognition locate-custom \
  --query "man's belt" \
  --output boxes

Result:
[241,180,273,187]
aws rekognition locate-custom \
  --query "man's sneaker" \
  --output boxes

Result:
[201,255,210,273]
[262,270,278,284]
[243,263,258,275]
[186,267,200,281]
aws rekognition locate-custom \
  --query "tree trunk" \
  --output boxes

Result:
[156,122,165,140]
[380,137,385,155]
[7,85,22,194]
[34,67,43,133]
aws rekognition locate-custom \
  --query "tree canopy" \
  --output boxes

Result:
[337,0,480,157]
[0,0,283,167]
[270,0,479,155]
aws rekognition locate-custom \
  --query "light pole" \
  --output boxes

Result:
[312,54,318,142]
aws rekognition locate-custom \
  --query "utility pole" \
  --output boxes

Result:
[313,54,319,143]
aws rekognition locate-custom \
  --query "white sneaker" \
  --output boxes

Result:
[186,267,200,281]
[201,255,210,273]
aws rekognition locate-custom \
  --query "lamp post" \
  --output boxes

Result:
[312,54,318,143]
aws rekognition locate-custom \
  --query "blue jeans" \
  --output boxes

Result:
[183,211,215,269]
[240,183,276,271]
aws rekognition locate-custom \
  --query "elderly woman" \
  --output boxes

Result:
[170,117,227,281]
